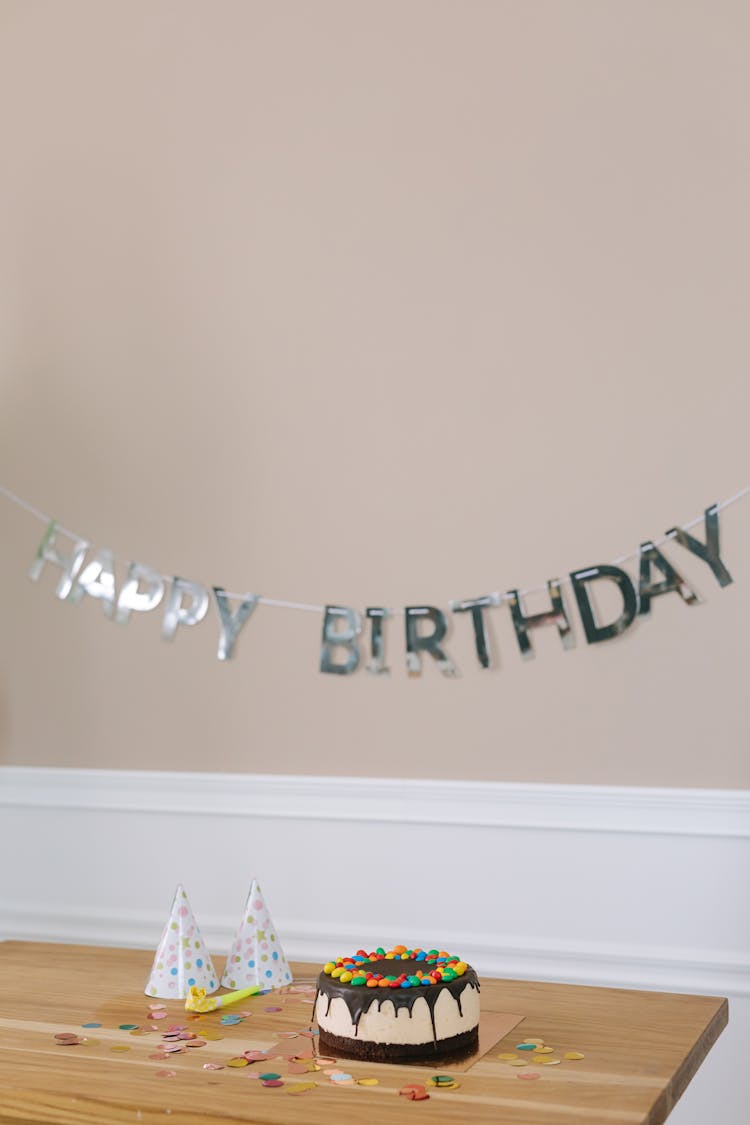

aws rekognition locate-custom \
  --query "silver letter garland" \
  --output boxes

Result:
[404,606,458,678]
[320,605,362,675]
[13,487,745,677]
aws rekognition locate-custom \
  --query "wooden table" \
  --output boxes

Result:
[0,942,727,1125]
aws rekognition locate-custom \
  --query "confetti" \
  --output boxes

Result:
[357,1078,379,1086]
[517,1071,540,1081]
[537,1058,561,1066]
[314,1056,337,1065]
[155,1070,177,1079]
[259,1072,282,1081]
[498,1053,518,1061]
[400,1083,429,1100]
[330,1072,354,1084]
[151,1011,168,1020]
[227,1057,250,1068]
[184,1039,207,1048]
[119,1024,139,1031]
[262,1079,285,1087]
[508,1059,528,1068]
[203,1062,225,1071]
[54,1033,80,1042]
[243,1050,269,1061]
[516,1043,536,1051]
[81,1022,101,1029]
[564,1051,585,1060]
[534,1046,554,1054]
[196,1030,223,1041]
[110,1045,131,1053]
[149,1003,167,1011]
[287,1082,318,1095]
[264,1006,283,1013]
[149,1053,169,1061]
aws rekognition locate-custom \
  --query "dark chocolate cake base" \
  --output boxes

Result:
[318,1025,479,1064]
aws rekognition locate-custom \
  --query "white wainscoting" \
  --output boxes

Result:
[1,767,748,1123]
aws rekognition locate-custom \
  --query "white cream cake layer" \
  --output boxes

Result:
[315,983,480,1045]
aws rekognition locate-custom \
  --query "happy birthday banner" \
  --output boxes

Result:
[3,483,747,677]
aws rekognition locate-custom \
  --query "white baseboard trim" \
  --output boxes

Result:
[1,766,748,1002]
[2,766,749,838]
[3,900,748,997]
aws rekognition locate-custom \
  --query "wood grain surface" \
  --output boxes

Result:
[0,942,727,1125]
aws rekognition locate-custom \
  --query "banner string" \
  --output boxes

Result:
[2,481,749,615]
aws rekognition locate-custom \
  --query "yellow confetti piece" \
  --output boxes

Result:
[287,1081,318,1094]
[226,1057,250,1067]
[508,1059,528,1067]
[110,1045,131,1053]
[538,1058,562,1066]
[497,1052,518,1061]
[534,1046,554,1054]
[357,1078,379,1086]
[564,1051,585,1060]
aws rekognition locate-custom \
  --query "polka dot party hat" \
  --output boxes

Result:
[145,884,219,999]
[221,879,293,991]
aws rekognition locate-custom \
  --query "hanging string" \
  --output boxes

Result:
[2,480,748,614]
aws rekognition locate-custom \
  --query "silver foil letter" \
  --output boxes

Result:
[569,565,639,644]
[365,607,390,675]
[28,520,89,599]
[320,605,361,675]
[506,581,574,659]
[450,594,500,668]
[638,542,700,615]
[68,548,117,616]
[666,504,733,588]
[404,606,458,677]
[213,587,259,660]
[162,577,210,641]
[115,562,166,624]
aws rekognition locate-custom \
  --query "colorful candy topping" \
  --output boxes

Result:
[322,945,469,989]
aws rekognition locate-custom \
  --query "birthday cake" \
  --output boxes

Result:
[314,944,480,1062]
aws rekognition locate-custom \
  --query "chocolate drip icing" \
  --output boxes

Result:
[314,959,480,1043]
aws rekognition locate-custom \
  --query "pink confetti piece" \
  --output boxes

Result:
[264,1006,283,1013]
[155,1070,177,1079]
[517,1071,541,1081]
[203,1062,225,1071]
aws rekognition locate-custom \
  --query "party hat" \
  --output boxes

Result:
[145,884,219,999]
[221,879,293,990]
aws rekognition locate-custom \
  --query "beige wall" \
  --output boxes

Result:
[1,0,749,786]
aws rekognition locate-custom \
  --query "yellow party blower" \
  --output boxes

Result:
[185,984,262,1013]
